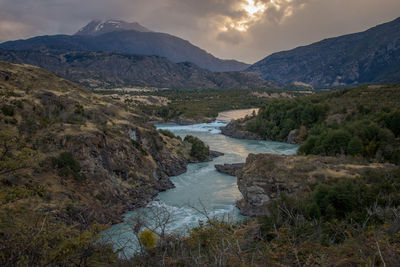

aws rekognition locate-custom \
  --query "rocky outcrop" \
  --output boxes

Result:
[214,163,244,176]
[287,129,299,144]
[210,150,224,160]
[221,120,263,140]
[236,153,396,217]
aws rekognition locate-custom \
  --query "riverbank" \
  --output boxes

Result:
[103,121,298,257]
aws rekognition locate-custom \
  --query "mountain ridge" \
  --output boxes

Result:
[0,49,273,89]
[247,17,400,88]
[0,21,250,72]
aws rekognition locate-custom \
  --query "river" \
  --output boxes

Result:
[102,119,298,258]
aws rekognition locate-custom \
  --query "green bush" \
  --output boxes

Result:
[184,135,210,161]
[51,152,85,182]
[347,136,363,155]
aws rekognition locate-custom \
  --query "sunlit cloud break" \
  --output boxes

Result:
[218,0,301,34]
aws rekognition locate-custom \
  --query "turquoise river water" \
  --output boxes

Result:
[102,121,298,257]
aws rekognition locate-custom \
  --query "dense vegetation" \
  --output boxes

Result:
[244,84,400,164]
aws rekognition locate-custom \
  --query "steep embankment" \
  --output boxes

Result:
[0,61,200,226]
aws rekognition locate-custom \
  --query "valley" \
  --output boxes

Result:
[0,12,400,267]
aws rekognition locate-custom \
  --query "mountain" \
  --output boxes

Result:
[75,19,151,35]
[0,49,273,89]
[0,20,250,72]
[247,17,400,88]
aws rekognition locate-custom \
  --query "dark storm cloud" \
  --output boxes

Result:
[0,0,399,63]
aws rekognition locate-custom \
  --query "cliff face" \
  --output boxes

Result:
[0,61,192,225]
[236,153,396,216]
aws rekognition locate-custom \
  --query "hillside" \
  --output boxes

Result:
[0,49,272,89]
[0,21,249,72]
[248,17,400,88]
[222,84,400,165]
[0,60,207,228]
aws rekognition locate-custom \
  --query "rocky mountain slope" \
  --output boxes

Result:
[75,20,151,35]
[0,49,272,89]
[0,61,206,225]
[248,17,400,88]
[0,20,249,72]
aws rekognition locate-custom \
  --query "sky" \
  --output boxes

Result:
[0,0,400,63]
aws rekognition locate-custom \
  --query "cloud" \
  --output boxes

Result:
[0,0,399,63]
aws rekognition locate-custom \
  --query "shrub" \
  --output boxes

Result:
[74,104,84,115]
[139,230,158,250]
[347,136,363,156]
[1,105,14,116]
[51,152,85,182]
[386,111,400,137]
[184,135,210,161]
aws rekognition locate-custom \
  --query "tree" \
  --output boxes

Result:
[347,136,363,156]
[184,135,210,161]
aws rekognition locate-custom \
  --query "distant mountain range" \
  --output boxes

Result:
[0,20,249,72]
[248,17,400,88]
[0,49,273,89]
[1,18,400,89]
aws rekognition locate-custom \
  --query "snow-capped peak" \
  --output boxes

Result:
[75,20,151,36]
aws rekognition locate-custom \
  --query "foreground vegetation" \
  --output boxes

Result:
[128,168,400,266]
[242,84,400,165]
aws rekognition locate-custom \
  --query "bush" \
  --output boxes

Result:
[51,152,85,182]
[386,111,400,137]
[139,229,158,250]
[184,135,210,161]
[347,136,363,155]
[1,105,15,116]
